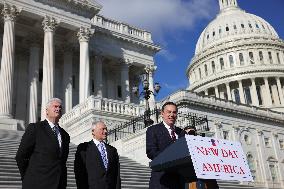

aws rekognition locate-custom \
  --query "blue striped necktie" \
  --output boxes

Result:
[98,142,108,169]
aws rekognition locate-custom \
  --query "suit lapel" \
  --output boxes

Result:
[89,141,107,172]
[42,120,60,155]
[160,122,173,142]
[105,144,112,170]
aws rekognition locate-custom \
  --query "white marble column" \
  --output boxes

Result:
[250,78,260,106]
[27,41,40,123]
[264,77,273,106]
[77,27,93,103]
[121,62,130,103]
[238,80,245,104]
[145,65,156,110]
[41,16,57,120]
[225,82,232,101]
[276,77,284,105]
[0,4,19,118]
[94,55,103,97]
[63,45,73,112]
[214,86,219,98]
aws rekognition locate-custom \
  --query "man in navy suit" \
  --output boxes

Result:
[74,121,121,189]
[15,98,70,189]
[146,101,185,189]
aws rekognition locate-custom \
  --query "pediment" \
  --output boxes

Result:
[34,0,103,19]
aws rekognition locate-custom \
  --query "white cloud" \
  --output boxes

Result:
[96,0,218,60]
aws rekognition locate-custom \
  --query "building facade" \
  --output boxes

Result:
[0,0,160,133]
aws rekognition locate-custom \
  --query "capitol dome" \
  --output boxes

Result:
[195,0,278,55]
[187,0,284,112]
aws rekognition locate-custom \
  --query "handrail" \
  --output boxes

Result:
[107,109,209,143]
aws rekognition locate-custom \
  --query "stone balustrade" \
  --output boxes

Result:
[93,15,152,42]
[60,95,144,125]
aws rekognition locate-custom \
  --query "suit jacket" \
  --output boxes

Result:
[74,140,121,189]
[15,120,70,189]
[146,122,184,189]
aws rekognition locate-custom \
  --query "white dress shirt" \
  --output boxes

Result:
[163,121,178,139]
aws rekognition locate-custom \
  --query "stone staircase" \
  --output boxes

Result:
[0,129,255,189]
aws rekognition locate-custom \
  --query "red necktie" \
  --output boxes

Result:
[169,126,176,141]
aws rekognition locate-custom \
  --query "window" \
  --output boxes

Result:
[239,53,244,65]
[269,163,278,181]
[247,154,256,180]
[226,26,229,31]
[223,131,229,140]
[207,34,209,39]
[220,58,224,70]
[248,23,252,28]
[256,85,263,105]
[259,51,264,64]
[233,25,237,30]
[212,61,215,73]
[199,68,202,79]
[264,137,271,147]
[234,89,240,104]
[204,64,208,76]
[249,52,254,64]
[229,55,234,67]
[268,52,273,64]
[277,52,280,64]
[219,28,222,34]
[91,80,95,93]
[244,135,251,144]
[256,24,259,29]
[279,140,284,149]
[244,87,252,104]
[213,31,215,37]
[241,24,245,28]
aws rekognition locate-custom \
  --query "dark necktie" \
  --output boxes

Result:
[98,142,108,169]
[169,126,176,141]
[52,125,62,148]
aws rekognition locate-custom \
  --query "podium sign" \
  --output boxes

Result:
[185,135,253,181]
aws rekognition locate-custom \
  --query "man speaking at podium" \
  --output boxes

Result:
[146,102,184,189]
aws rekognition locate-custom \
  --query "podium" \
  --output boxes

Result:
[149,137,197,182]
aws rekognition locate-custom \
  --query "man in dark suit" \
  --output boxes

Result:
[74,121,121,189]
[15,98,70,189]
[146,101,185,189]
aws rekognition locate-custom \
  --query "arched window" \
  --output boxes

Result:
[229,55,234,67]
[220,58,224,70]
[239,53,244,65]
[212,61,215,73]
[259,51,264,64]
[204,64,208,76]
[249,52,254,64]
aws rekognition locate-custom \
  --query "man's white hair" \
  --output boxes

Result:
[46,98,62,108]
[91,121,105,130]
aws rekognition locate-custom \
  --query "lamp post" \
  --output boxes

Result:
[133,72,161,127]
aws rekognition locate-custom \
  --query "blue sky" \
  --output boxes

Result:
[96,0,284,100]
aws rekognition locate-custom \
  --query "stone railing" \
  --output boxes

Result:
[60,95,144,125]
[92,15,153,42]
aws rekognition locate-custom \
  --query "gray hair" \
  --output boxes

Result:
[46,98,62,108]
[91,121,105,130]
